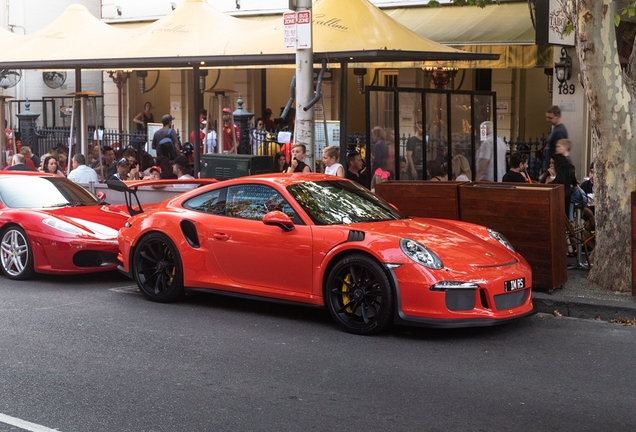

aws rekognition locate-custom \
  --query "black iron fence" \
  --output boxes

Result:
[19,127,164,159]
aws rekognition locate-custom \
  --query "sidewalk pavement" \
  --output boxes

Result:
[532,266,636,322]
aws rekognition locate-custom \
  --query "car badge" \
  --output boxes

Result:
[486,252,495,258]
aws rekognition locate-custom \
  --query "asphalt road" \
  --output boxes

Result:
[0,272,634,432]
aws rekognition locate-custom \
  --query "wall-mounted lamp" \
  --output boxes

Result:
[236,0,241,9]
[554,47,572,84]
[170,2,177,11]
[199,69,209,93]
[136,70,148,93]
[353,68,367,94]
[115,5,122,16]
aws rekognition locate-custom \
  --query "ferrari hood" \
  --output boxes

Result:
[356,218,517,267]
[37,204,129,236]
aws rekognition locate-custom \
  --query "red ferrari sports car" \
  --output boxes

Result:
[117,173,535,334]
[0,172,131,279]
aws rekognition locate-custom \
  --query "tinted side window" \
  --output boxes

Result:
[183,188,226,215]
[226,184,296,222]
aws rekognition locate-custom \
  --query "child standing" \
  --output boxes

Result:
[556,138,573,165]
[322,145,344,177]
[287,144,312,173]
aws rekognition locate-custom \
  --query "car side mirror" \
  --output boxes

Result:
[263,210,295,232]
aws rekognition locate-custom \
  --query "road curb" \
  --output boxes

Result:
[533,292,636,321]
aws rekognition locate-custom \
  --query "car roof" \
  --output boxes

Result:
[224,172,342,187]
[0,171,52,177]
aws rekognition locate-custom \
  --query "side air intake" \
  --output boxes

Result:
[347,230,365,242]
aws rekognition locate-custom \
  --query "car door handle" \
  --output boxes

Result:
[212,232,230,241]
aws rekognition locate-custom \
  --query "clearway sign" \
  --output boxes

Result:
[284,12,296,49]
[283,10,312,49]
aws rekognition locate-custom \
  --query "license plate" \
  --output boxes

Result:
[504,277,526,292]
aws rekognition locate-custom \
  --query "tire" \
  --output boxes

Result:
[0,226,36,280]
[325,254,393,335]
[132,233,184,303]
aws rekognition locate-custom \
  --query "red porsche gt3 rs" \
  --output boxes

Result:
[0,172,131,279]
[117,173,535,334]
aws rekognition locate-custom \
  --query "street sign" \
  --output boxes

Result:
[283,10,311,49]
[296,10,312,49]
[284,12,296,50]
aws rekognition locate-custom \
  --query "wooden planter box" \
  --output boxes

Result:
[458,183,566,291]
[374,181,567,291]
[375,181,463,220]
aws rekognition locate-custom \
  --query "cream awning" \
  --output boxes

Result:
[349,2,551,69]
[384,2,536,46]
[243,0,499,63]
[0,4,132,69]
[0,0,498,70]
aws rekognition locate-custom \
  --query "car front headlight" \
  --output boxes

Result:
[42,218,82,235]
[487,228,515,252]
[400,238,443,269]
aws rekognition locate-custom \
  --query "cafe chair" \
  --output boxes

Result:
[565,214,595,268]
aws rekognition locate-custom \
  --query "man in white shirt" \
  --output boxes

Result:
[476,121,507,182]
[172,156,197,189]
[67,153,99,184]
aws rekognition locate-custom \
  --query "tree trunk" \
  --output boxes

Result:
[574,0,636,291]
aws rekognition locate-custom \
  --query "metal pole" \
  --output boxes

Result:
[295,0,314,170]
[75,68,82,155]
[193,65,201,177]
[0,96,11,170]
[117,86,123,137]
[80,96,88,158]
[339,61,348,168]
[0,102,5,169]
[68,97,77,158]
[217,93,224,154]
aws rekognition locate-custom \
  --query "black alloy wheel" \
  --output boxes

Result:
[133,233,184,302]
[325,254,393,335]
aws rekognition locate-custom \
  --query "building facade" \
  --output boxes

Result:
[0,0,588,174]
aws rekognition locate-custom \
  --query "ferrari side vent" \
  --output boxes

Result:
[180,220,200,248]
[347,230,365,242]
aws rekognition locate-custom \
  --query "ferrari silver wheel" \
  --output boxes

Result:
[0,226,35,280]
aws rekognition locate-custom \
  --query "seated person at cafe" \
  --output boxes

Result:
[580,162,594,195]
[502,152,528,183]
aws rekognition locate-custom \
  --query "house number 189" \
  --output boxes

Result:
[558,82,575,95]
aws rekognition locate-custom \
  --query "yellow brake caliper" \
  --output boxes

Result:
[342,273,353,313]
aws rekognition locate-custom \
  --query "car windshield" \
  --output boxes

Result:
[288,180,402,225]
[0,176,100,209]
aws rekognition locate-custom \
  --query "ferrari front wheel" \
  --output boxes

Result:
[325,254,393,335]
[0,226,35,280]
[132,233,184,303]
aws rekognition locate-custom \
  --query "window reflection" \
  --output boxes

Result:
[288,180,401,225]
